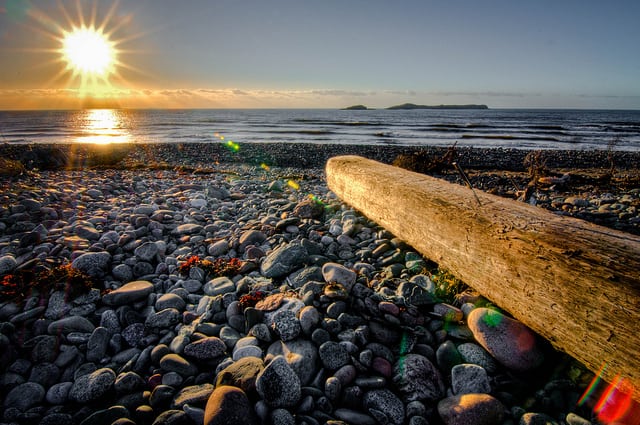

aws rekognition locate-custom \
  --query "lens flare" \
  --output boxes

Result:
[287,180,300,190]
[578,363,638,424]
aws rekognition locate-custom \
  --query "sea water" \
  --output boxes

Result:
[1,108,639,151]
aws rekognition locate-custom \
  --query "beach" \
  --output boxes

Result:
[1,143,639,425]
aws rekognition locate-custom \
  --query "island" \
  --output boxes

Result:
[387,103,489,110]
[341,104,370,110]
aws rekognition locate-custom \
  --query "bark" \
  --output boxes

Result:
[326,155,640,400]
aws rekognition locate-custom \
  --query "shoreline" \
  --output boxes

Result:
[2,141,640,171]
[0,149,638,423]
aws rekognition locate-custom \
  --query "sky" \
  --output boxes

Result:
[0,0,639,110]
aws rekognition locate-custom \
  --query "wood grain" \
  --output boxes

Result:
[326,155,640,400]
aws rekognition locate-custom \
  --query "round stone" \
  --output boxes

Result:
[437,393,506,425]
[69,367,116,403]
[271,309,301,342]
[256,355,301,407]
[467,308,544,372]
[319,341,350,370]
[4,382,45,411]
[204,386,255,425]
[102,280,154,306]
[363,389,405,425]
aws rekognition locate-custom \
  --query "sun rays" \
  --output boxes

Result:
[25,0,144,100]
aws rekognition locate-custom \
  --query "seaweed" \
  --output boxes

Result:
[177,255,243,278]
[0,263,95,305]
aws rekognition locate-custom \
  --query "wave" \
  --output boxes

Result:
[461,134,562,142]
[254,129,336,136]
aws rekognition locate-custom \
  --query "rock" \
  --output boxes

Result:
[238,230,267,252]
[171,383,214,409]
[369,320,400,344]
[31,335,58,363]
[208,240,230,256]
[3,382,45,411]
[44,291,71,320]
[434,303,464,322]
[71,251,111,278]
[298,305,321,335]
[451,364,491,395]
[152,409,190,425]
[48,316,95,334]
[397,275,438,306]
[204,386,256,425]
[260,243,308,278]
[393,353,445,402]
[266,339,318,386]
[322,262,357,292]
[145,308,181,329]
[363,389,405,425]
[215,356,265,393]
[519,412,559,425]
[436,340,463,374]
[160,353,198,377]
[437,393,506,425]
[456,343,499,373]
[155,294,187,311]
[46,381,73,404]
[28,362,60,387]
[102,280,154,306]
[190,198,207,208]
[122,323,146,347]
[172,223,204,235]
[86,326,110,362]
[75,224,100,241]
[334,409,377,425]
[41,413,74,425]
[184,336,227,360]
[183,405,205,424]
[114,371,145,393]
[292,198,325,219]
[271,309,301,341]
[204,276,236,296]
[319,341,350,370]
[69,367,116,403]
[233,345,263,360]
[263,298,305,328]
[467,308,544,371]
[270,408,296,425]
[256,355,301,407]
[287,266,323,289]
[565,413,592,425]
[325,376,341,400]
[135,241,159,262]
[79,406,130,425]
[0,255,17,275]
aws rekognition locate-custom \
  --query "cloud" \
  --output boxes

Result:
[385,90,417,96]
[310,89,375,97]
[433,90,534,98]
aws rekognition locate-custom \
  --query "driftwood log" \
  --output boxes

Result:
[326,155,640,400]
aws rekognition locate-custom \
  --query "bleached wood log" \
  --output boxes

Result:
[326,155,640,400]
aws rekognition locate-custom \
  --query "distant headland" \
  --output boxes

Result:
[341,104,370,110]
[342,103,489,110]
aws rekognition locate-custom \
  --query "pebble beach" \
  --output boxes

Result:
[1,143,639,425]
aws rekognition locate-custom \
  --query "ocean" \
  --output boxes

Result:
[1,108,639,151]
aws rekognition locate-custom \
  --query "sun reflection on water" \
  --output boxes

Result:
[75,109,131,144]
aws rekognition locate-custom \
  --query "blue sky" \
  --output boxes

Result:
[1,0,639,109]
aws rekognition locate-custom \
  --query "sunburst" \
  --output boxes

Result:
[27,0,140,100]
[62,26,116,77]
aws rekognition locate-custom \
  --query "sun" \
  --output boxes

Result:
[62,27,115,76]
